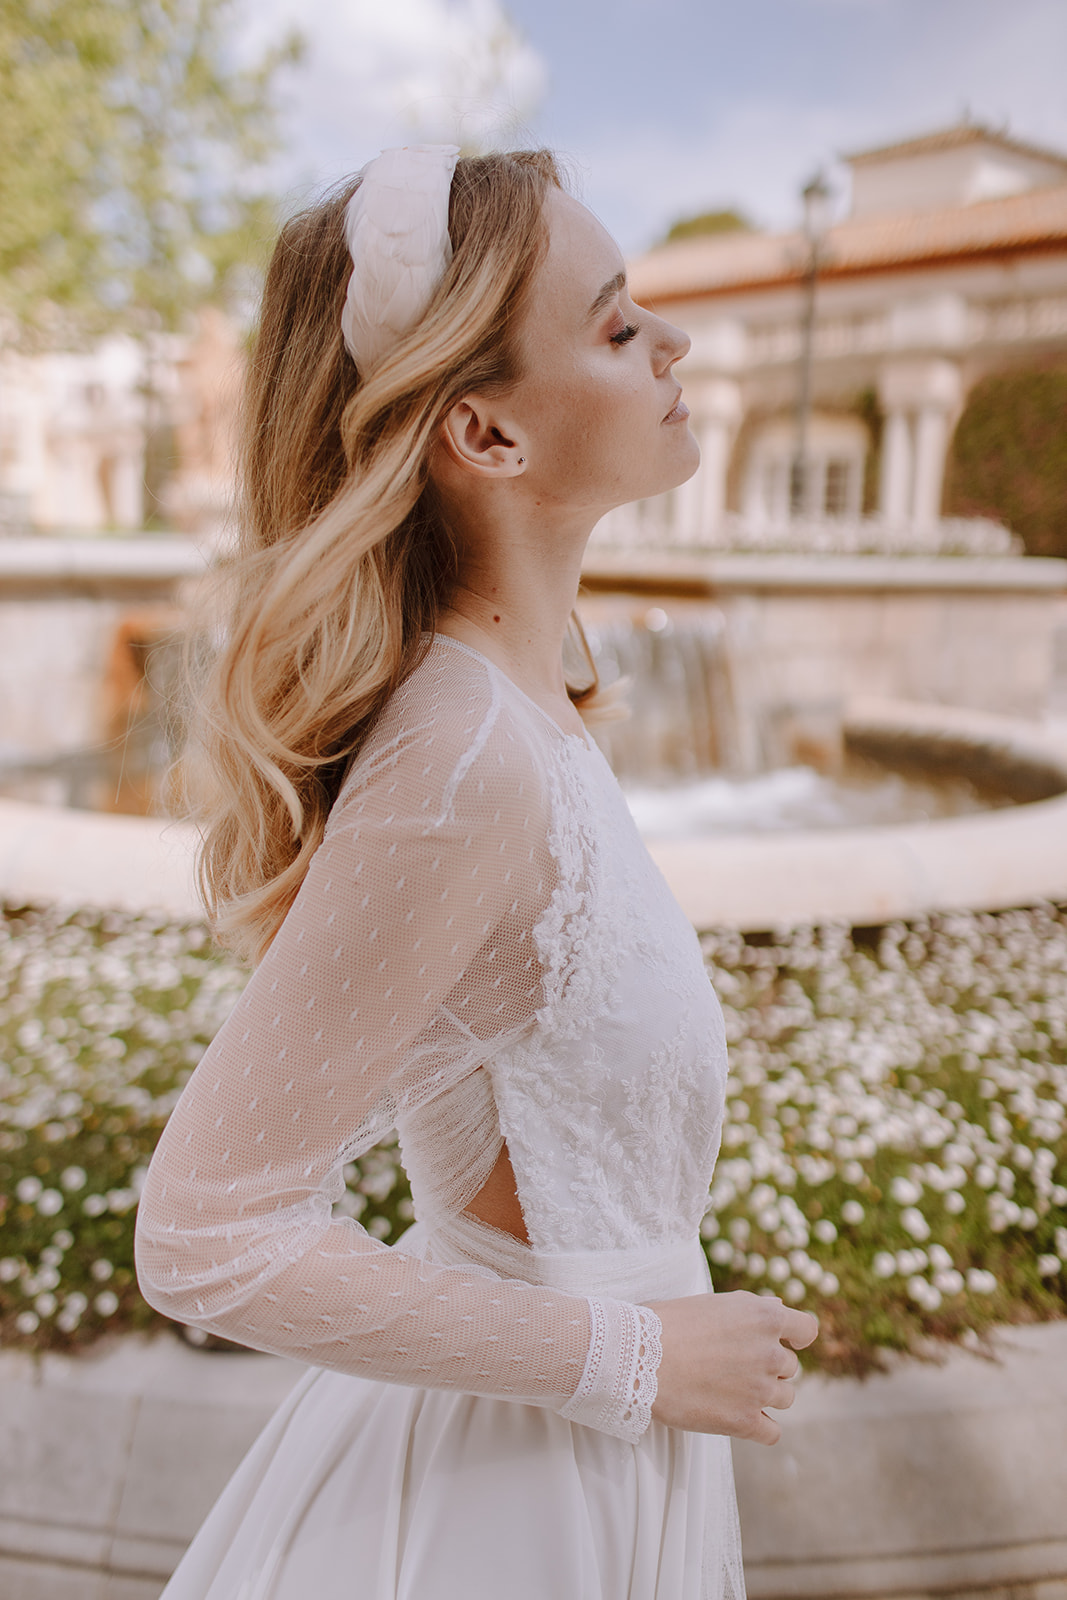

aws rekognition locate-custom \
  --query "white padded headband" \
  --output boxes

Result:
[340,143,461,373]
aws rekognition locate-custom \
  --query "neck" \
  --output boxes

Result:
[437,499,598,719]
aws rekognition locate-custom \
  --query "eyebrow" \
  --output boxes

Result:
[585,270,627,323]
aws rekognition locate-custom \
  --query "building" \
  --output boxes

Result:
[613,122,1067,551]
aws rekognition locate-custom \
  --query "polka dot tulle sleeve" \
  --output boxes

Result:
[135,643,661,1442]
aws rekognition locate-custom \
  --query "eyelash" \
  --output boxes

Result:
[609,321,641,346]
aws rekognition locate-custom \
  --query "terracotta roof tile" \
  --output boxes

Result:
[842,122,1067,170]
[629,184,1067,303]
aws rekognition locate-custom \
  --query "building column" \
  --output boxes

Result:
[672,376,742,544]
[911,404,950,526]
[878,358,963,529]
[879,409,913,524]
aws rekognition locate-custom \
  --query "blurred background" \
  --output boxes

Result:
[1,4,1067,1599]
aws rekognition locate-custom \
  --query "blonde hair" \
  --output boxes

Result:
[186,150,612,964]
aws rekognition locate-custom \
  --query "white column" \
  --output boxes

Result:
[673,376,741,544]
[879,409,912,524]
[911,405,950,527]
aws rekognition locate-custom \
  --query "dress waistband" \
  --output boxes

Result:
[396,1212,710,1302]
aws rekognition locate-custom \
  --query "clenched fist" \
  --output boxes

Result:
[645,1290,818,1443]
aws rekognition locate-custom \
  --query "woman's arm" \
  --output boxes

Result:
[135,722,659,1441]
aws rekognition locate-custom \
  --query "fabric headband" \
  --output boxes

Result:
[340,143,461,374]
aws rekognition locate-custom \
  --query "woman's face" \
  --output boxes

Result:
[507,187,698,515]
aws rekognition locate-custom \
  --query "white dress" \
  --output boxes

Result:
[135,634,745,1600]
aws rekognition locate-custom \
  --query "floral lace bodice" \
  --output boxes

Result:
[135,635,728,1442]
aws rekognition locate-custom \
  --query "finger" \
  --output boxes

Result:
[750,1410,782,1446]
[768,1379,796,1411]
[781,1308,819,1349]
[777,1346,800,1381]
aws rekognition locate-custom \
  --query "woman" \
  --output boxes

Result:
[135,145,817,1600]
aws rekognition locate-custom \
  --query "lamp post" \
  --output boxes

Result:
[791,170,833,519]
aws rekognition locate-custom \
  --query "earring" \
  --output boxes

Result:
[517,457,525,465]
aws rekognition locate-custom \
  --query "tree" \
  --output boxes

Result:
[660,209,754,247]
[944,367,1067,558]
[0,0,300,339]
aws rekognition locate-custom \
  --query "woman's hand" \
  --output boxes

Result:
[645,1290,818,1443]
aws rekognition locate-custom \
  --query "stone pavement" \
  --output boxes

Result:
[0,1320,1065,1599]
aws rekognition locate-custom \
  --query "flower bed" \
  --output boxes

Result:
[1,901,1065,1372]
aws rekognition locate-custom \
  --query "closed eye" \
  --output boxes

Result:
[609,322,641,346]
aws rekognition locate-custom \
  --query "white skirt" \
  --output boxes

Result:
[159,1228,746,1600]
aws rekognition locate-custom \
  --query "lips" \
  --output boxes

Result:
[663,395,689,423]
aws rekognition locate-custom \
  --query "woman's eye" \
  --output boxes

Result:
[609,321,641,346]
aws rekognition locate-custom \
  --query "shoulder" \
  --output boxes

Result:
[328,637,554,835]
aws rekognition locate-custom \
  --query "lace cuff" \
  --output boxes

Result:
[558,1298,662,1442]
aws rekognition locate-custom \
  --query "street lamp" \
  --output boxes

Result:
[791,170,834,518]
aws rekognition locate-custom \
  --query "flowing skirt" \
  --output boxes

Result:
[158,1227,746,1600]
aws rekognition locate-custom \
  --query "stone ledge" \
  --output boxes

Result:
[581,549,1067,595]
[4,704,1067,932]
[0,1322,1064,1599]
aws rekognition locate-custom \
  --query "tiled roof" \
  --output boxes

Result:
[628,183,1067,303]
[843,122,1067,170]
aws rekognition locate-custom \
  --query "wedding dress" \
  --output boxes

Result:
[135,633,745,1599]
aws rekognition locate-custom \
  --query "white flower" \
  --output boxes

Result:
[15,1176,42,1204]
[82,1195,108,1217]
[34,1292,57,1317]
[35,1266,60,1291]
[813,1219,837,1244]
[93,1291,119,1317]
[819,1272,840,1295]
[746,1253,767,1277]
[890,1176,922,1205]
[0,1258,21,1283]
[90,1259,114,1282]
[944,1191,966,1215]
[15,1311,39,1335]
[872,1252,896,1279]
[966,1268,998,1295]
[60,1167,87,1191]
[699,1215,720,1241]
[51,1230,74,1251]
[901,1207,931,1242]
[64,1292,88,1315]
[1036,1255,1060,1277]
[934,1269,965,1295]
[928,1244,953,1272]
[783,1278,806,1303]
[709,1239,733,1266]
[841,1200,864,1226]
[767,1256,790,1284]
[37,1189,63,1216]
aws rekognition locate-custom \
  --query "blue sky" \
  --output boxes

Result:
[249,0,1067,255]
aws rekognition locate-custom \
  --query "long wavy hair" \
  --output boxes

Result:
[185,150,613,965]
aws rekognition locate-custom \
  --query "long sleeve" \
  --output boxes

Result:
[135,664,661,1441]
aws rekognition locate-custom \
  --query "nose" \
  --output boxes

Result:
[654,314,690,371]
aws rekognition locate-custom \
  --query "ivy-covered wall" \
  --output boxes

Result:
[944,368,1067,558]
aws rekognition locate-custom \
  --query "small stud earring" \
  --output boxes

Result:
[517,457,525,465]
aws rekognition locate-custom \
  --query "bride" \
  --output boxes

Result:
[135,144,816,1600]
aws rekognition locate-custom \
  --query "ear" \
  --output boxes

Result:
[437,396,526,479]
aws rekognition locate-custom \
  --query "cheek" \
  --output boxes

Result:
[530,364,647,464]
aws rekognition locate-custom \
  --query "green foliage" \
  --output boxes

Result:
[661,209,753,246]
[0,0,301,337]
[1,903,1064,1371]
[945,368,1067,558]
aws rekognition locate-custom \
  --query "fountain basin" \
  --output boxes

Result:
[1,699,1066,932]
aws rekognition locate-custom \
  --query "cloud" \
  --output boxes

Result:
[241,0,548,197]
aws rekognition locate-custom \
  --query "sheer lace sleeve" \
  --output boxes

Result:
[135,657,660,1442]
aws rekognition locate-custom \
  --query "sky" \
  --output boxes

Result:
[244,0,1067,256]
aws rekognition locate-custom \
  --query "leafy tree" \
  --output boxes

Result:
[661,208,753,246]
[944,368,1067,558]
[0,0,301,340]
